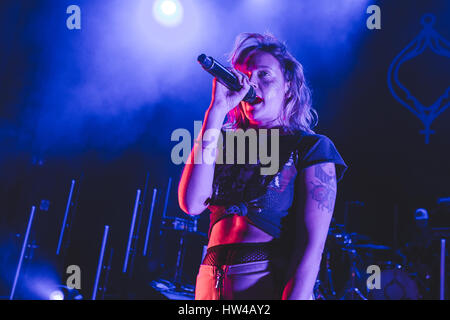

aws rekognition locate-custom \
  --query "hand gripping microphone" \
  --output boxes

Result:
[197,54,257,104]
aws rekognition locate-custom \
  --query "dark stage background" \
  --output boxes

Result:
[0,0,449,299]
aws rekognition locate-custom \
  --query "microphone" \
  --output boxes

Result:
[197,54,257,104]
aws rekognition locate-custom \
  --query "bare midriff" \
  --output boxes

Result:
[207,215,274,248]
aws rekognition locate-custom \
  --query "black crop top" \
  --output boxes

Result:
[205,129,347,239]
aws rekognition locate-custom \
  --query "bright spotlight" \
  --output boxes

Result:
[48,285,83,300]
[153,0,183,27]
[49,290,64,300]
[161,1,177,15]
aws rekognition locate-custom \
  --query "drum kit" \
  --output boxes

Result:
[315,222,424,300]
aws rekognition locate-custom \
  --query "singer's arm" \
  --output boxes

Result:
[179,70,251,215]
[178,105,227,215]
[282,162,336,299]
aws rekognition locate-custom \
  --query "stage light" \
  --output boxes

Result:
[49,290,64,300]
[48,285,83,300]
[153,0,183,27]
[161,0,176,15]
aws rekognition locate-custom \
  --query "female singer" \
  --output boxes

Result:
[178,32,347,300]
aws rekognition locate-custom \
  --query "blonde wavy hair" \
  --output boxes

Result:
[224,32,317,134]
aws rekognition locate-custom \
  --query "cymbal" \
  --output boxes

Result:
[350,244,391,250]
[328,230,371,242]
[348,233,371,241]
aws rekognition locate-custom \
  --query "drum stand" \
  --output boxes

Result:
[173,230,186,287]
[313,280,326,300]
[340,248,367,300]
[317,250,337,299]
[325,251,337,298]
[167,217,201,294]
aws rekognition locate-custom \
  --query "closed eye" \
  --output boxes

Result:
[258,71,269,78]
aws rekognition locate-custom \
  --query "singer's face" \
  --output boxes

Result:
[236,50,289,128]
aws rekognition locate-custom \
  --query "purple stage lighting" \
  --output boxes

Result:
[49,290,64,300]
[49,285,83,300]
[153,0,184,27]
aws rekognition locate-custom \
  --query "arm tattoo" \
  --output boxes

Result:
[314,164,334,185]
[310,164,337,214]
